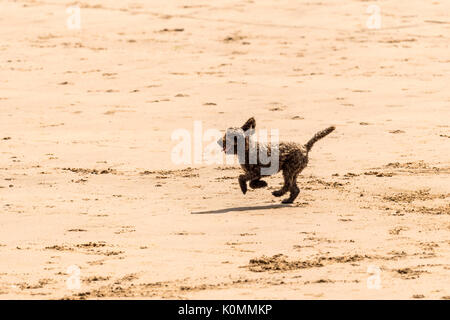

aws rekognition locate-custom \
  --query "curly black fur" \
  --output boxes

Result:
[217,117,335,203]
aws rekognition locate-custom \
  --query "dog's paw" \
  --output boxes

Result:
[272,190,284,197]
[239,179,247,194]
[250,180,268,189]
[281,198,294,204]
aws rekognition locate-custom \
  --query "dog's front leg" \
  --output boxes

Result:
[238,165,261,194]
[238,172,259,195]
[249,179,267,189]
[238,174,248,194]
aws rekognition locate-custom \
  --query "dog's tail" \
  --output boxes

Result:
[305,126,335,152]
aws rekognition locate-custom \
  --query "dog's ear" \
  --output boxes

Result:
[241,117,256,133]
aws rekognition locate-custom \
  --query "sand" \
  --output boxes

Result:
[0,0,449,299]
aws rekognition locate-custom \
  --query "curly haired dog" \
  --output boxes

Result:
[217,117,335,203]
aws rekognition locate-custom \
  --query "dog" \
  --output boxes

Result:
[217,117,335,203]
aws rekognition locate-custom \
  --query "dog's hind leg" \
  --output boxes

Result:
[272,170,291,197]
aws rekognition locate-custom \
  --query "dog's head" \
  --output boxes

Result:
[217,117,256,155]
